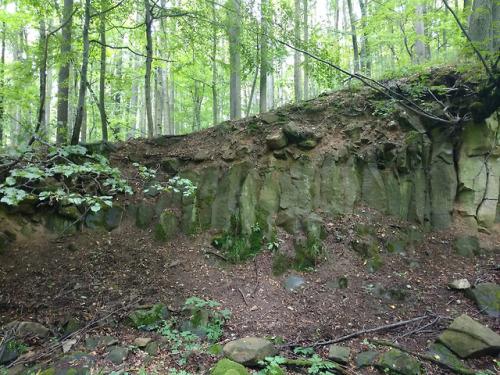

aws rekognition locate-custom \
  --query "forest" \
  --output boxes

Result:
[0,0,497,147]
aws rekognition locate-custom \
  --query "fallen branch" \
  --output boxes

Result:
[313,314,430,347]
[4,298,141,369]
[372,340,477,375]
[270,37,455,125]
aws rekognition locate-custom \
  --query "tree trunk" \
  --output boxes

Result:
[211,0,218,125]
[144,0,154,137]
[56,0,73,145]
[414,4,427,64]
[469,0,500,56]
[99,5,109,141]
[0,22,5,145]
[228,0,242,120]
[359,0,371,76]
[129,56,139,139]
[260,0,269,113]
[44,67,53,139]
[81,105,87,142]
[154,68,162,136]
[464,0,472,26]
[303,0,309,99]
[70,0,90,145]
[267,72,274,109]
[346,0,359,73]
[294,0,302,102]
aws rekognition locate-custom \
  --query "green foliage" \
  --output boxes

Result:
[0,144,132,211]
[211,221,264,263]
[182,296,230,343]
[267,237,284,253]
[133,163,197,198]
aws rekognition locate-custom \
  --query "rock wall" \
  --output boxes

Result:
[169,111,500,241]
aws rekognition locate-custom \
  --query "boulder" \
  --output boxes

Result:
[5,321,49,338]
[223,337,278,366]
[266,132,288,150]
[328,345,350,364]
[426,343,467,371]
[133,338,152,348]
[453,236,479,257]
[355,351,378,368]
[155,211,178,242]
[210,358,250,375]
[437,314,500,358]
[125,302,169,330]
[465,282,500,317]
[135,205,154,229]
[375,349,421,375]
[105,346,129,365]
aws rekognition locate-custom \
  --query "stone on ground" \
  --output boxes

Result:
[328,345,350,364]
[223,337,278,366]
[355,351,378,368]
[453,236,479,257]
[437,314,500,358]
[375,349,421,375]
[105,346,129,365]
[5,321,49,338]
[133,337,152,348]
[426,343,467,371]
[210,358,251,375]
[465,282,500,317]
[448,279,471,290]
[124,302,169,330]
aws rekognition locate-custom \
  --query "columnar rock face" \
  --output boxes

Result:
[164,111,500,259]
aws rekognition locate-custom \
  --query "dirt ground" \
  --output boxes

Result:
[1,195,499,374]
[1,74,500,374]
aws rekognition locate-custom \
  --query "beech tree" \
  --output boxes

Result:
[0,0,495,147]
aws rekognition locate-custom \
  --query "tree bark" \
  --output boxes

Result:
[71,0,90,145]
[469,0,500,56]
[359,0,371,76]
[144,0,155,137]
[56,0,73,145]
[294,0,302,102]
[99,4,109,141]
[303,0,309,99]
[346,0,359,73]
[228,0,242,120]
[259,0,269,113]
[211,0,218,125]
[0,22,5,145]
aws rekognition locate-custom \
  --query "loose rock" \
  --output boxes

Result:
[223,337,278,366]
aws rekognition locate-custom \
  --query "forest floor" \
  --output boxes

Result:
[1,68,500,374]
[1,134,499,374]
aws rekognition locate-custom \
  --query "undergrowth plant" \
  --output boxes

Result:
[153,297,229,369]
[0,144,196,216]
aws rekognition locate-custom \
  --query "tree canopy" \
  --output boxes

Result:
[0,0,497,147]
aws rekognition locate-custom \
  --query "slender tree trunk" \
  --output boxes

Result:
[99,5,109,141]
[247,66,259,117]
[144,0,154,137]
[359,0,371,76]
[129,56,139,139]
[464,0,472,26]
[154,68,162,136]
[81,105,87,142]
[44,67,53,139]
[259,0,269,113]
[414,4,426,64]
[0,22,5,145]
[228,0,242,120]
[267,72,274,109]
[56,0,73,145]
[303,0,309,99]
[346,0,359,72]
[169,80,175,134]
[211,0,218,126]
[71,0,90,145]
[294,0,302,102]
